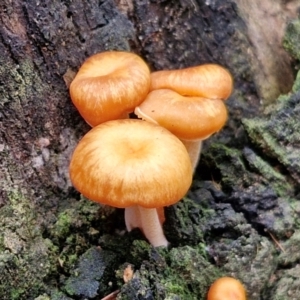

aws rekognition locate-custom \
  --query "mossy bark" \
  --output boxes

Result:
[1,0,300,299]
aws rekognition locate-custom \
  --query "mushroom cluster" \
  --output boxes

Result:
[69,51,233,247]
[135,64,233,170]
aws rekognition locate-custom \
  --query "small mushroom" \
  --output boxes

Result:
[135,88,228,170]
[69,119,192,247]
[207,277,247,300]
[135,64,232,170]
[150,64,233,99]
[70,51,150,127]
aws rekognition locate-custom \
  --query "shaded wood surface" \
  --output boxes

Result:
[1,0,300,299]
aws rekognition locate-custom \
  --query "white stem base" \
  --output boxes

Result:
[125,206,168,247]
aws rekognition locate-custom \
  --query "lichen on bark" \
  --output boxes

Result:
[0,191,59,299]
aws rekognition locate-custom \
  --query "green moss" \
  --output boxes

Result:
[267,265,300,300]
[0,58,45,109]
[54,211,73,237]
[49,289,73,300]
[201,142,298,239]
[10,288,26,300]
[164,196,214,247]
[283,17,300,61]
[242,146,293,197]
[278,231,300,266]
[117,244,221,299]
[292,70,300,93]
[0,190,62,299]
[34,295,51,300]
[167,246,222,296]
[48,198,102,252]
[242,81,300,184]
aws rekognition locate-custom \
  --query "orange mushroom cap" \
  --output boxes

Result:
[207,277,247,300]
[135,89,228,140]
[150,64,233,100]
[69,51,150,127]
[69,119,192,208]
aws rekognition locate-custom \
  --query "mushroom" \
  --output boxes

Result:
[69,51,151,127]
[207,277,247,300]
[150,64,233,99]
[135,64,233,170]
[135,88,228,170]
[69,119,192,247]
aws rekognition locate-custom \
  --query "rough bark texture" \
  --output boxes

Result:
[1,0,300,299]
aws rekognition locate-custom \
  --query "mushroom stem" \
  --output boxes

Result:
[125,206,142,231]
[180,140,202,171]
[125,206,168,247]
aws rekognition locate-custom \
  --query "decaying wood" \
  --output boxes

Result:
[1,0,300,299]
[235,0,297,102]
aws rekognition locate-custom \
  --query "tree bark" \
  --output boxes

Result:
[0,0,299,299]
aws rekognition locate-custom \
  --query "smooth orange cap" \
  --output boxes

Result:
[69,119,192,208]
[150,64,233,100]
[207,277,247,300]
[70,51,150,127]
[135,89,228,140]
